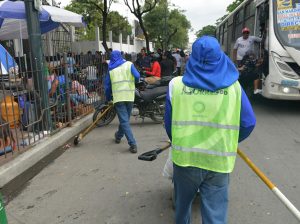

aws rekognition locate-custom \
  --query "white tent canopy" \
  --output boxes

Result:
[0,0,85,40]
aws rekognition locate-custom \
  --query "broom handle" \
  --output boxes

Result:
[238,148,300,221]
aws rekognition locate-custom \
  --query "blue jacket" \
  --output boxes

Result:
[165,36,256,142]
[104,51,140,101]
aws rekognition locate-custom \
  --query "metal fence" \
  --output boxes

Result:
[0,51,107,164]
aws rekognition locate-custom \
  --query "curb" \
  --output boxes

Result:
[0,114,93,188]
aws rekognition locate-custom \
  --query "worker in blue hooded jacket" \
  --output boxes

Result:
[164,36,256,224]
[105,50,140,153]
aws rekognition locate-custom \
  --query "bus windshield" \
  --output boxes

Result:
[274,0,300,49]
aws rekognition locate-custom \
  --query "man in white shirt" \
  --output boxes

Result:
[233,27,262,94]
[172,50,182,76]
[233,27,262,66]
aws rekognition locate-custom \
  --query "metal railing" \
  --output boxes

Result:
[0,51,107,164]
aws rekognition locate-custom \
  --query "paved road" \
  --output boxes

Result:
[5,97,300,224]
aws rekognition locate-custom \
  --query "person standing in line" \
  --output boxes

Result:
[164,36,256,224]
[61,52,76,75]
[160,51,175,77]
[105,50,140,153]
[172,50,182,76]
[233,27,262,94]
[135,48,151,70]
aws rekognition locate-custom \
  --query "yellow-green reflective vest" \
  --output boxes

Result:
[110,61,135,103]
[171,77,242,173]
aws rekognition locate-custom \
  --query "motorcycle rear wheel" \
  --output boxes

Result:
[93,104,116,127]
[150,100,165,124]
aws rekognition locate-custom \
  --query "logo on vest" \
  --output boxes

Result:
[193,102,205,114]
[182,86,228,95]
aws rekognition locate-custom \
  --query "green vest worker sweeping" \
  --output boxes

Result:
[172,78,241,173]
[105,50,140,153]
[164,36,256,224]
[110,61,135,103]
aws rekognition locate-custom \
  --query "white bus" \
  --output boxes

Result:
[216,0,300,100]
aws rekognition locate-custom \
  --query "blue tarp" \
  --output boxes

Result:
[0,43,16,74]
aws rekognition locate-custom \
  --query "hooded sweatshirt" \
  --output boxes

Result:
[165,36,256,142]
[105,50,140,101]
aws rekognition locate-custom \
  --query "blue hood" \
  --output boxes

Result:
[109,50,126,71]
[183,36,239,91]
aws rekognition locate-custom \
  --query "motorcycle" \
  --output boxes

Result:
[92,76,173,127]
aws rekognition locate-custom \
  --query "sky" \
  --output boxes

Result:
[60,0,234,42]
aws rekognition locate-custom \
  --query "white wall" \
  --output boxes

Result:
[71,39,153,54]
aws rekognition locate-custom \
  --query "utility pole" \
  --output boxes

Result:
[24,0,51,131]
[164,1,167,51]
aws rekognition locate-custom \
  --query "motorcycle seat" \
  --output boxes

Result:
[146,76,173,89]
[140,86,168,102]
[146,80,161,89]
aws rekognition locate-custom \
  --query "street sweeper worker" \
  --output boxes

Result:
[164,36,256,224]
[105,50,140,153]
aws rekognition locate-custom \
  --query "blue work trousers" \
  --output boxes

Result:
[114,102,136,146]
[173,163,229,224]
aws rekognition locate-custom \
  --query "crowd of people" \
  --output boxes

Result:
[45,47,190,114]
[134,47,189,84]
[45,51,105,116]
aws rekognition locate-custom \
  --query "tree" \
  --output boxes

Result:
[167,9,190,49]
[195,25,216,38]
[66,0,116,52]
[123,0,159,52]
[107,11,132,43]
[65,1,131,49]
[227,0,245,13]
[216,0,245,25]
[143,0,191,50]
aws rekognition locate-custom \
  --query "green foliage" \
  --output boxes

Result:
[65,1,102,26]
[216,14,228,26]
[143,0,191,49]
[226,0,245,13]
[65,0,132,41]
[168,9,191,49]
[195,25,216,38]
[107,11,132,42]
[198,0,245,37]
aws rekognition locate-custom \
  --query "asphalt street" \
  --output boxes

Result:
[5,97,300,224]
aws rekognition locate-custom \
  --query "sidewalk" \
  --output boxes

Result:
[0,114,93,188]
[5,119,174,224]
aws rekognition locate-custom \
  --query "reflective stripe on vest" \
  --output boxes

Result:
[110,61,135,103]
[171,76,242,173]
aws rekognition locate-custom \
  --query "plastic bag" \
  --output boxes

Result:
[162,148,173,179]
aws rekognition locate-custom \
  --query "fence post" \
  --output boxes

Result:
[63,53,72,126]
[24,0,51,131]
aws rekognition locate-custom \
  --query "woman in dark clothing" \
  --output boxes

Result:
[160,51,175,77]
[165,51,177,74]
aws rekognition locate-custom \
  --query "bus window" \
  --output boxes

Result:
[244,1,256,32]
[221,24,225,44]
[234,9,244,40]
[273,0,300,48]
[219,26,223,45]
[216,29,220,41]
[223,22,228,52]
